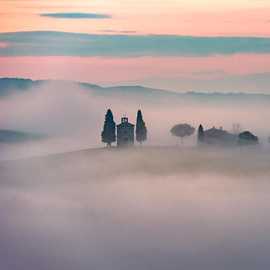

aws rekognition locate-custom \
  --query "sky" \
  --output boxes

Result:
[1,0,270,92]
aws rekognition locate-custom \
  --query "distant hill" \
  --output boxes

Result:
[1,77,270,104]
[0,78,43,96]
[0,129,45,143]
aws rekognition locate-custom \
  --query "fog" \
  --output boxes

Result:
[1,83,270,269]
[0,81,269,159]
[1,147,270,270]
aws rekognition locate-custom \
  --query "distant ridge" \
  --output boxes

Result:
[0,129,45,143]
[1,78,270,103]
[0,78,42,96]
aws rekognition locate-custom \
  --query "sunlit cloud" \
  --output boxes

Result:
[101,30,137,34]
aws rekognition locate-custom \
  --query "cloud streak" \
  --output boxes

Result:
[1,31,270,57]
[40,12,111,19]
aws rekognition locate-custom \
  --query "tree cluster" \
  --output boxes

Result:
[101,109,147,147]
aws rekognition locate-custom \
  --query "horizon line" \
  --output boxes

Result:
[1,76,270,96]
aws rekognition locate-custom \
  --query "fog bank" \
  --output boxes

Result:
[0,81,269,159]
[1,147,270,270]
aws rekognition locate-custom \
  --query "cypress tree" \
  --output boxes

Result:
[136,110,147,144]
[101,109,116,147]
[198,124,204,143]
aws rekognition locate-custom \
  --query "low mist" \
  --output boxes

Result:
[1,147,270,270]
[0,81,269,159]
[1,82,270,270]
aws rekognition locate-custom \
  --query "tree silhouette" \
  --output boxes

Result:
[197,124,205,144]
[136,110,147,144]
[170,123,195,144]
[101,109,116,147]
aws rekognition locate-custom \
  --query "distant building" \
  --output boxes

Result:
[238,131,259,145]
[203,127,237,146]
[117,117,134,147]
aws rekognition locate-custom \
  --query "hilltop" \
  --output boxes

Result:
[2,146,270,181]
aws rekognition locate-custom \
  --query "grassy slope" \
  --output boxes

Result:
[1,146,269,184]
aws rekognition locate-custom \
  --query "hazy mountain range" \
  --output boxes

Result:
[1,77,270,104]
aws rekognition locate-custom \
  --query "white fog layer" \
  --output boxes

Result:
[0,81,270,270]
[1,147,270,270]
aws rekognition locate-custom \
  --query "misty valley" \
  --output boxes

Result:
[0,79,269,270]
[1,146,270,270]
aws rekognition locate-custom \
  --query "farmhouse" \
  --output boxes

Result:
[204,127,237,146]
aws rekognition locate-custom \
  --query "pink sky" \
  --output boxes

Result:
[1,54,270,81]
[1,0,270,92]
[2,0,270,36]
[1,54,270,92]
